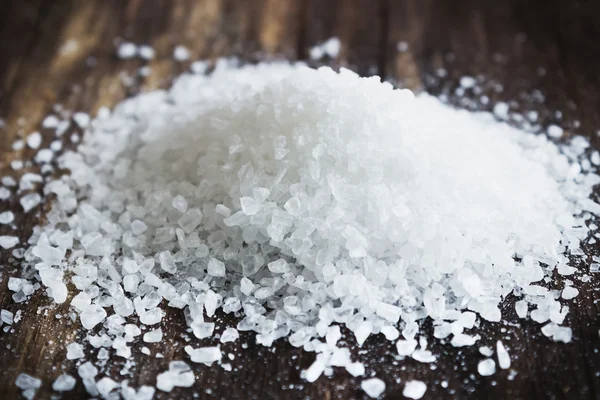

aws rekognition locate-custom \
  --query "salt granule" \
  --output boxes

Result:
[309,37,341,60]
[117,42,137,59]
[26,132,42,149]
[66,342,85,360]
[173,45,190,61]
[477,358,496,376]
[139,45,155,60]
[20,193,41,212]
[361,378,386,398]
[220,327,239,343]
[6,62,600,398]
[15,373,41,390]
[561,286,579,300]
[52,374,76,391]
[0,211,14,224]
[0,236,19,249]
[143,328,163,343]
[496,340,511,369]
[403,380,427,399]
[548,124,564,138]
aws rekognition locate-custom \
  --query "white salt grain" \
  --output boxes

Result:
[26,132,42,149]
[53,374,76,391]
[477,358,496,376]
[547,124,564,138]
[143,328,163,343]
[117,42,137,59]
[173,45,190,61]
[561,286,579,300]
[66,342,85,360]
[0,236,19,249]
[361,378,386,398]
[185,345,221,365]
[496,340,511,369]
[0,211,14,224]
[16,373,41,390]
[20,193,41,213]
[139,45,155,60]
[207,258,226,277]
[403,380,427,399]
[220,327,239,343]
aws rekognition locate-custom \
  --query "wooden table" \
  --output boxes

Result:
[1,1,600,399]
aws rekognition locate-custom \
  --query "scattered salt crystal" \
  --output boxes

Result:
[515,300,528,318]
[396,339,417,356]
[26,132,42,149]
[35,149,54,163]
[361,378,386,398]
[1,309,14,324]
[143,328,163,343]
[493,102,509,119]
[42,115,59,129]
[77,362,98,379]
[346,362,365,377]
[0,236,19,249]
[220,327,239,343]
[547,124,564,138]
[20,193,41,212]
[496,340,511,369]
[173,45,190,61]
[66,342,85,359]
[381,326,400,341]
[117,42,137,59]
[80,304,107,329]
[479,346,493,357]
[138,45,155,60]
[477,358,496,376]
[309,37,341,60]
[185,345,221,365]
[12,140,25,150]
[15,373,41,390]
[159,251,177,273]
[403,380,427,399]
[397,41,409,52]
[53,374,76,391]
[97,377,119,397]
[2,176,16,187]
[192,321,214,339]
[460,76,476,89]
[561,286,579,300]
[11,160,23,170]
[191,60,209,74]
[240,197,260,215]
[73,112,90,128]
[0,211,14,224]
[0,187,10,200]
[268,259,289,274]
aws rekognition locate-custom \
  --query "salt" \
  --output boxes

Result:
[117,42,137,59]
[361,378,386,398]
[143,328,163,343]
[496,340,511,369]
[403,380,427,399]
[26,132,42,149]
[53,374,76,391]
[0,236,19,249]
[477,358,496,376]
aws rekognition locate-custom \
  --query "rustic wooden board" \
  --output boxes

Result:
[1,1,600,399]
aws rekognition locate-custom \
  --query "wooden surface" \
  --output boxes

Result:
[1,1,600,399]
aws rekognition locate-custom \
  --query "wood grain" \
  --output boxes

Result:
[1,1,600,399]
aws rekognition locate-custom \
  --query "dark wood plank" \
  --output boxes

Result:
[1,1,600,399]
